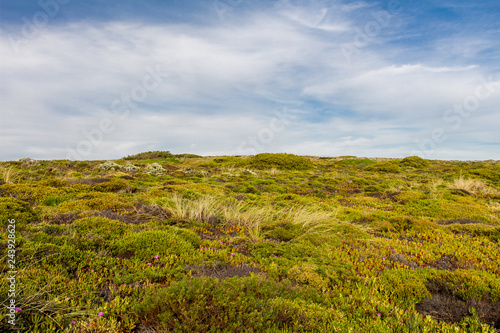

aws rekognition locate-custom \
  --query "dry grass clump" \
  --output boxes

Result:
[0,166,16,184]
[448,176,498,195]
[163,194,340,240]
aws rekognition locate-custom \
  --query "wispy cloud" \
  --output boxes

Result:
[0,0,499,161]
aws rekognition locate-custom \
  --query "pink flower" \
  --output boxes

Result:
[147,263,152,266]
[98,312,104,317]
[231,253,235,256]
[154,255,159,259]
[14,307,21,312]
[377,313,381,317]
[71,320,76,325]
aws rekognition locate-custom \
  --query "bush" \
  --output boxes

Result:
[133,276,333,332]
[112,229,198,260]
[93,178,129,192]
[262,221,303,242]
[0,197,38,229]
[365,161,401,173]
[98,161,120,171]
[123,151,173,160]
[242,153,314,170]
[145,163,166,174]
[400,156,430,169]
[338,158,376,166]
[71,217,130,251]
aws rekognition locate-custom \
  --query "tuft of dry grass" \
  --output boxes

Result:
[448,176,497,195]
[428,178,444,199]
[0,166,15,184]
[162,194,341,240]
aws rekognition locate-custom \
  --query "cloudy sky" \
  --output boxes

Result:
[1,0,499,161]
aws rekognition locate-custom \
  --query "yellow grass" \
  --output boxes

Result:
[0,166,15,184]
[448,176,497,194]
[162,194,343,240]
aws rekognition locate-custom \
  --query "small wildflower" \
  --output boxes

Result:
[154,255,159,259]
[71,320,76,325]
[98,312,104,317]
[129,284,133,287]
[147,263,152,266]
[377,313,381,317]
[14,307,21,312]
[231,253,235,256]
[220,241,223,244]
[65,297,70,300]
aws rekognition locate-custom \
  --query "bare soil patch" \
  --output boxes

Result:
[416,280,500,330]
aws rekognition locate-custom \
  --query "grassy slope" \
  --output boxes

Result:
[1,153,500,332]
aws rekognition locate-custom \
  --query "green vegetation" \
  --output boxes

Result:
[241,153,314,170]
[1,153,500,332]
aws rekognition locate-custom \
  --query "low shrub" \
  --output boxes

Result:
[400,156,430,169]
[0,197,38,229]
[123,151,173,160]
[112,229,197,260]
[242,153,314,171]
[262,221,303,242]
[365,161,401,173]
[338,158,376,166]
[71,217,130,251]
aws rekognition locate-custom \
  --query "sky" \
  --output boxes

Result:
[0,0,499,161]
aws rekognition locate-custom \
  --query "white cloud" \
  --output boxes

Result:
[0,1,499,161]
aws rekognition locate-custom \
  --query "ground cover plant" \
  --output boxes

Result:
[1,153,499,332]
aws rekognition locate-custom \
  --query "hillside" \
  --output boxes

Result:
[1,153,500,332]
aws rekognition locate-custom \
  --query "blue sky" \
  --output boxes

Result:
[1,0,499,161]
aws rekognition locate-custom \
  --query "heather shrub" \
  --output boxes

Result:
[261,221,303,242]
[123,150,173,160]
[113,229,197,260]
[71,217,130,251]
[365,161,401,173]
[400,156,430,169]
[337,158,376,167]
[0,197,38,229]
[93,178,129,192]
[133,276,332,332]
[242,153,314,170]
